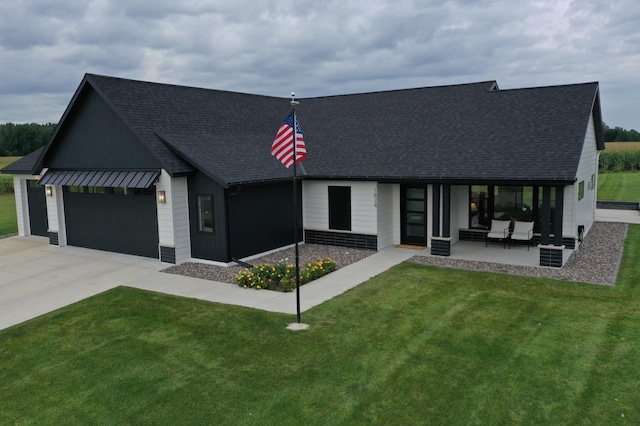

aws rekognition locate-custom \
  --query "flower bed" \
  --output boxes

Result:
[236,258,337,292]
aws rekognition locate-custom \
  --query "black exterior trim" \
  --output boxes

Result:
[305,230,377,250]
[160,246,176,264]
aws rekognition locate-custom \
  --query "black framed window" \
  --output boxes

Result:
[578,181,585,200]
[197,195,214,233]
[469,185,553,232]
[328,186,351,231]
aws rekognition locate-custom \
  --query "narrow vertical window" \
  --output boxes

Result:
[197,195,214,233]
[328,186,351,231]
[578,181,585,200]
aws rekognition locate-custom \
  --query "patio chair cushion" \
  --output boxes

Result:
[511,221,534,241]
[487,219,511,239]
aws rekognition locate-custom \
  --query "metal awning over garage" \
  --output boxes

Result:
[38,170,160,188]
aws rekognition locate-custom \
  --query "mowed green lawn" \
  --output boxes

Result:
[598,172,640,201]
[1,226,639,424]
[0,193,17,235]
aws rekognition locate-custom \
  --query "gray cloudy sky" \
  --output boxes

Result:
[0,0,638,129]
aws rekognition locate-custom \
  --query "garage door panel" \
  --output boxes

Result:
[64,190,158,258]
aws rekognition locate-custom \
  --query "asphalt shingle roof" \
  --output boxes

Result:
[1,147,45,174]
[40,74,602,186]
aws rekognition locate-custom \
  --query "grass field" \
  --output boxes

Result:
[0,193,17,235]
[1,226,639,424]
[0,156,21,169]
[598,172,640,201]
[606,142,640,151]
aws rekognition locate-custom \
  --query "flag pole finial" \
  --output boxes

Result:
[290,92,299,107]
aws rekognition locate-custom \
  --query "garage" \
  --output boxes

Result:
[40,170,160,259]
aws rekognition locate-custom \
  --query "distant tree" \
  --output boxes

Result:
[0,122,56,156]
[602,122,640,142]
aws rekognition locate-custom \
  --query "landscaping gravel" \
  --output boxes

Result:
[163,244,376,284]
[408,221,628,286]
[163,221,628,287]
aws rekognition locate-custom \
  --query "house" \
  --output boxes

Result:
[2,74,604,268]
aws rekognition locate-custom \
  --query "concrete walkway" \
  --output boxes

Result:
[1,209,638,331]
[0,236,416,331]
[596,208,640,224]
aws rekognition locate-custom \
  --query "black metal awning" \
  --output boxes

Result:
[38,170,160,189]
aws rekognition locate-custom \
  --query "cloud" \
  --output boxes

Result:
[0,0,638,129]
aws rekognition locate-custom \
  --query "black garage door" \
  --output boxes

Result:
[63,187,159,258]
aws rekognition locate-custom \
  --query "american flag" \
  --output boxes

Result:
[271,111,306,168]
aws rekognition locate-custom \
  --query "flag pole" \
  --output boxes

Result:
[290,92,301,324]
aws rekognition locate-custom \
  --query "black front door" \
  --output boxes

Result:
[27,180,48,237]
[401,185,427,245]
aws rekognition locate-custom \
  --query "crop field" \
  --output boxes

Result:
[606,142,640,151]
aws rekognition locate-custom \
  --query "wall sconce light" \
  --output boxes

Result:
[157,190,166,204]
[45,186,53,197]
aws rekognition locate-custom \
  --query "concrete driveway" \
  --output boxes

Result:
[0,236,167,330]
[0,235,415,331]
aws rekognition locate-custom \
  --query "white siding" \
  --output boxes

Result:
[376,183,395,249]
[13,176,30,236]
[156,170,191,263]
[449,185,468,244]
[571,113,599,238]
[302,180,377,235]
[46,185,67,245]
[172,177,191,263]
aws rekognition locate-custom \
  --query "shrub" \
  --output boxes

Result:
[236,258,337,292]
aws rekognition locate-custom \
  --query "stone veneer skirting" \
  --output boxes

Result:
[459,229,576,249]
[48,231,59,246]
[160,246,176,264]
[431,237,451,256]
[539,245,564,268]
[304,230,377,250]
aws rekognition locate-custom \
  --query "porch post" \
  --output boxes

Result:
[432,184,440,238]
[553,186,564,246]
[539,185,564,268]
[540,186,551,246]
[431,184,451,256]
[442,184,451,238]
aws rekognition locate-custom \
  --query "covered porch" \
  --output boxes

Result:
[429,183,571,268]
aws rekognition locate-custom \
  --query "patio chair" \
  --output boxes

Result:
[510,221,534,250]
[485,219,511,248]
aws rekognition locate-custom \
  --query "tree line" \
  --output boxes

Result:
[0,121,638,157]
[603,123,640,142]
[0,122,56,156]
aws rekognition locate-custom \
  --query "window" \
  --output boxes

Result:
[578,181,585,200]
[328,186,351,231]
[469,186,539,229]
[197,195,214,233]
[68,186,85,193]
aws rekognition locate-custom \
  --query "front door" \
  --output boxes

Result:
[401,185,427,245]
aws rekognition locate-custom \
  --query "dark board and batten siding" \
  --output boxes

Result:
[188,173,229,262]
[227,182,301,260]
[46,86,160,170]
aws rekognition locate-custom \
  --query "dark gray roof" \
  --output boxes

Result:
[1,147,45,174]
[299,81,603,183]
[36,74,603,186]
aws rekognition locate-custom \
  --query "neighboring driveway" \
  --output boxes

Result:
[0,236,166,330]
